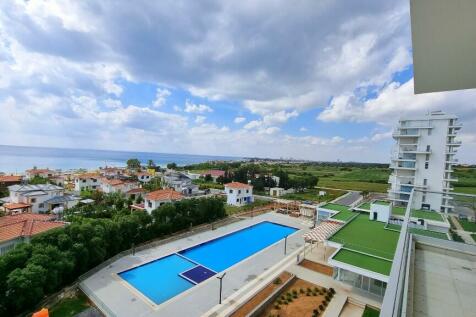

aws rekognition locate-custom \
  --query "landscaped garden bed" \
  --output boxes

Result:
[258,278,335,317]
[299,259,333,276]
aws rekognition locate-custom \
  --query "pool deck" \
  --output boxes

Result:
[80,212,308,317]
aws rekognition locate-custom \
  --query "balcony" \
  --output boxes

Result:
[444,177,458,182]
[400,121,433,129]
[392,129,420,138]
[390,161,417,170]
[447,140,462,146]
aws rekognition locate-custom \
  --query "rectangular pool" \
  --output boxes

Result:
[119,221,298,305]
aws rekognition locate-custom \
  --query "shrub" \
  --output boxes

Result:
[299,288,305,294]
[273,277,282,285]
[312,292,317,296]
[306,292,311,296]
[325,295,330,301]
[307,287,312,292]
[288,297,293,303]
[319,304,324,311]
[292,289,298,295]
[274,304,280,310]
[314,287,319,292]
[323,300,328,306]
[329,287,336,294]
[313,309,319,314]
[293,294,298,299]
[277,299,282,305]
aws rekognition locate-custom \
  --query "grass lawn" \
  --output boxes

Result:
[49,293,89,317]
[357,202,371,210]
[386,223,448,240]
[332,249,392,276]
[224,199,270,215]
[453,186,476,195]
[459,219,476,232]
[392,206,444,222]
[362,305,380,317]
[471,233,476,242]
[321,203,350,213]
[329,214,399,260]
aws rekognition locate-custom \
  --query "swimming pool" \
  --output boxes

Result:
[119,221,298,305]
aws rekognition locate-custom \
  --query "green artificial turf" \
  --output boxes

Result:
[385,223,448,240]
[329,214,399,260]
[459,219,476,232]
[392,206,444,222]
[362,306,380,317]
[358,202,371,210]
[332,249,393,276]
[330,209,356,222]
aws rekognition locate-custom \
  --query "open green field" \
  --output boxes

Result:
[50,293,89,317]
[332,249,392,276]
[329,214,399,260]
[281,187,344,202]
[458,219,476,232]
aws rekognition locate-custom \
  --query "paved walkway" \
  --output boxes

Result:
[332,191,362,206]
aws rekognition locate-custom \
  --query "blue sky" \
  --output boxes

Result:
[0,1,475,163]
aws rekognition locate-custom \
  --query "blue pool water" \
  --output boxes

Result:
[119,221,297,305]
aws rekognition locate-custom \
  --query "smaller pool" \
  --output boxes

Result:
[119,221,298,305]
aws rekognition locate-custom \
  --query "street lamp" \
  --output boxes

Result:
[284,235,288,255]
[216,272,226,304]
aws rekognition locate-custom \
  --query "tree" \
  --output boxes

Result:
[28,175,49,185]
[204,174,213,182]
[147,159,156,168]
[167,162,177,169]
[126,158,141,170]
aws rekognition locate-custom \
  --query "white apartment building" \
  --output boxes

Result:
[388,111,462,213]
[224,182,253,206]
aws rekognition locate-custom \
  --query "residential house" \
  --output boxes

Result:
[0,213,66,255]
[99,167,126,178]
[162,171,199,196]
[25,168,55,180]
[201,170,225,182]
[100,178,139,194]
[224,182,253,206]
[0,175,23,187]
[144,189,184,213]
[125,188,145,201]
[136,172,152,183]
[74,173,100,192]
[4,184,76,214]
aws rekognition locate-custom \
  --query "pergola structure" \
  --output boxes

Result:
[272,199,300,216]
[2,202,32,215]
[302,220,343,261]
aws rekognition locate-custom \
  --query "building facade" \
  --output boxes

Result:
[6,184,66,213]
[224,182,253,206]
[388,111,462,213]
[74,173,100,192]
[144,189,184,213]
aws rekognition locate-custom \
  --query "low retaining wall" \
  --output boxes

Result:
[246,275,297,317]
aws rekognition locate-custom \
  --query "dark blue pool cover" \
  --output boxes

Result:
[180,265,216,284]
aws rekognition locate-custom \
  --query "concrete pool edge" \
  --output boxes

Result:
[118,220,302,310]
[80,213,308,317]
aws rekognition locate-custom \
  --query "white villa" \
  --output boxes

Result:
[74,173,100,192]
[144,189,184,213]
[224,182,253,206]
[136,172,152,183]
[162,171,199,196]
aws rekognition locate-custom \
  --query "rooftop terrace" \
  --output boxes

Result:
[392,206,444,222]
[321,203,357,222]
[386,223,449,240]
[356,202,371,210]
[329,214,400,276]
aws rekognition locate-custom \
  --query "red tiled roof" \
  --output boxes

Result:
[3,203,32,210]
[126,188,145,194]
[0,213,65,243]
[145,189,183,201]
[75,173,100,179]
[0,175,22,183]
[26,169,52,175]
[202,170,225,177]
[101,178,124,186]
[225,182,252,189]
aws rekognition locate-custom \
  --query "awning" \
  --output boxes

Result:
[303,220,343,242]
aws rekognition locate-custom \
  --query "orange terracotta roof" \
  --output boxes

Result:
[126,188,145,194]
[0,213,65,243]
[145,189,183,201]
[136,172,151,176]
[101,178,124,186]
[0,175,22,183]
[224,182,252,189]
[3,202,32,210]
[202,170,225,177]
[26,169,52,174]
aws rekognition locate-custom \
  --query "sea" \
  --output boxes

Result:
[0,145,242,174]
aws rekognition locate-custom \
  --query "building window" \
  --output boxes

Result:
[428,129,432,135]
[31,198,36,203]
[148,201,152,208]
[238,190,241,194]
[246,189,249,193]
[229,189,233,194]
[236,199,239,202]
[423,178,427,185]
[425,162,429,169]
[39,203,44,208]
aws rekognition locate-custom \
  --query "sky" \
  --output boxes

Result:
[0,0,475,163]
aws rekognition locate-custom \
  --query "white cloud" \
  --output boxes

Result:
[234,116,246,124]
[299,127,308,132]
[184,100,213,113]
[195,115,206,124]
[152,88,171,108]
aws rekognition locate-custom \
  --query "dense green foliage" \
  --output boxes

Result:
[28,175,51,185]
[0,194,225,316]
[126,158,141,170]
